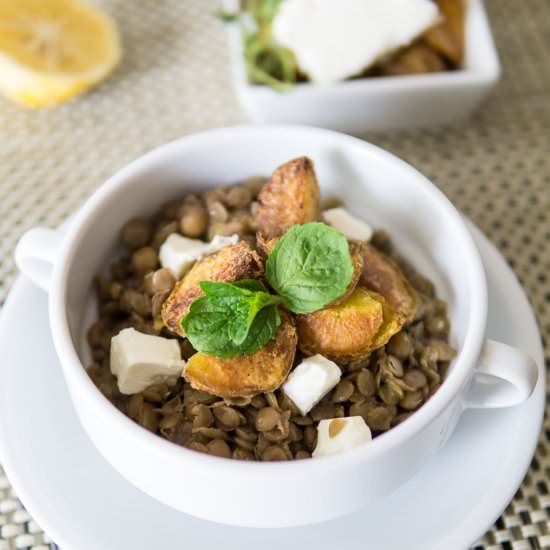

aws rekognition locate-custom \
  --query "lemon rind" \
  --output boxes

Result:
[0,2,121,108]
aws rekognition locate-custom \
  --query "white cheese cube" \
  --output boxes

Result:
[209,233,239,251]
[323,207,373,241]
[282,354,341,415]
[159,234,210,278]
[159,233,239,278]
[313,416,372,458]
[273,0,439,84]
[110,328,185,395]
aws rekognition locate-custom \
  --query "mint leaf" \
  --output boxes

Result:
[231,279,268,293]
[241,0,298,91]
[200,279,267,296]
[216,10,240,22]
[246,290,283,328]
[197,279,281,343]
[242,304,281,354]
[265,222,354,314]
[184,294,250,346]
[246,0,284,25]
[182,280,282,358]
[183,301,281,358]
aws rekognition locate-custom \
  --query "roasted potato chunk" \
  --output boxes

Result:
[161,241,263,336]
[423,0,465,66]
[381,43,446,76]
[255,156,321,240]
[255,231,278,259]
[360,244,417,325]
[296,287,401,364]
[184,313,297,398]
[328,239,365,305]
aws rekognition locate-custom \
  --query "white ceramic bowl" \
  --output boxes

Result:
[226,0,500,133]
[15,126,536,528]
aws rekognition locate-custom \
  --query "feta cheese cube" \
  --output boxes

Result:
[209,233,239,251]
[323,207,373,241]
[159,233,239,278]
[273,0,439,84]
[313,416,372,458]
[282,354,341,415]
[110,328,185,394]
[159,234,210,278]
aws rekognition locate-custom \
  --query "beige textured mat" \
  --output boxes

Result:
[0,0,548,548]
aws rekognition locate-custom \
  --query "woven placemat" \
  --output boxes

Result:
[0,0,548,548]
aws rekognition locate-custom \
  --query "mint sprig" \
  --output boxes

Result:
[181,280,282,358]
[217,0,297,91]
[265,223,354,314]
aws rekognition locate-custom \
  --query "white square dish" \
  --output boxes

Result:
[225,0,501,133]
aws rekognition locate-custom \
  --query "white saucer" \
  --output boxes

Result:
[0,223,544,550]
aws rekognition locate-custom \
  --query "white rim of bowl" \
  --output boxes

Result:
[50,125,487,479]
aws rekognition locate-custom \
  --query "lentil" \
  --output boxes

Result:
[261,445,291,461]
[356,369,376,397]
[387,331,413,359]
[121,219,152,250]
[213,406,242,430]
[207,439,232,458]
[225,186,252,209]
[131,246,157,273]
[180,204,208,238]
[331,379,354,402]
[255,407,280,432]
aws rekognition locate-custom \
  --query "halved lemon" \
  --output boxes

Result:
[0,0,121,107]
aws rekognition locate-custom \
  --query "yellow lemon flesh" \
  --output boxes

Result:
[0,0,121,107]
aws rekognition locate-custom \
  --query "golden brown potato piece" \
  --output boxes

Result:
[184,313,297,398]
[360,244,417,325]
[255,157,321,240]
[423,0,465,66]
[161,241,263,336]
[381,43,446,76]
[369,295,404,352]
[255,231,278,259]
[328,239,365,306]
[296,288,401,364]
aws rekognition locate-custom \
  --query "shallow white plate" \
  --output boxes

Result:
[0,223,544,550]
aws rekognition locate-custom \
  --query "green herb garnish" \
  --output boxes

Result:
[181,280,283,359]
[216,11,240,22]
[265,223,354,314]
[219,0,299,91]
[182,223,353,358]
[246,0,285,27]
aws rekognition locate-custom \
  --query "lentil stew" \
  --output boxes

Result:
[87,161,455,461]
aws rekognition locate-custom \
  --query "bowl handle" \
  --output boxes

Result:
[463,339,539,409]
[15,228,63,292]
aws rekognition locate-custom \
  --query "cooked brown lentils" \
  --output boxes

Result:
[86,185,455,461]
[213,406,242,430]
[261,445,291,461]
[255,407,280,432]
[146,268,175,295]
[207,439,232,458]
[121,219,152,249]
[387,331,413,359]
[331,379,354,402]
[180,205,208,238]
[131,246,157,273]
